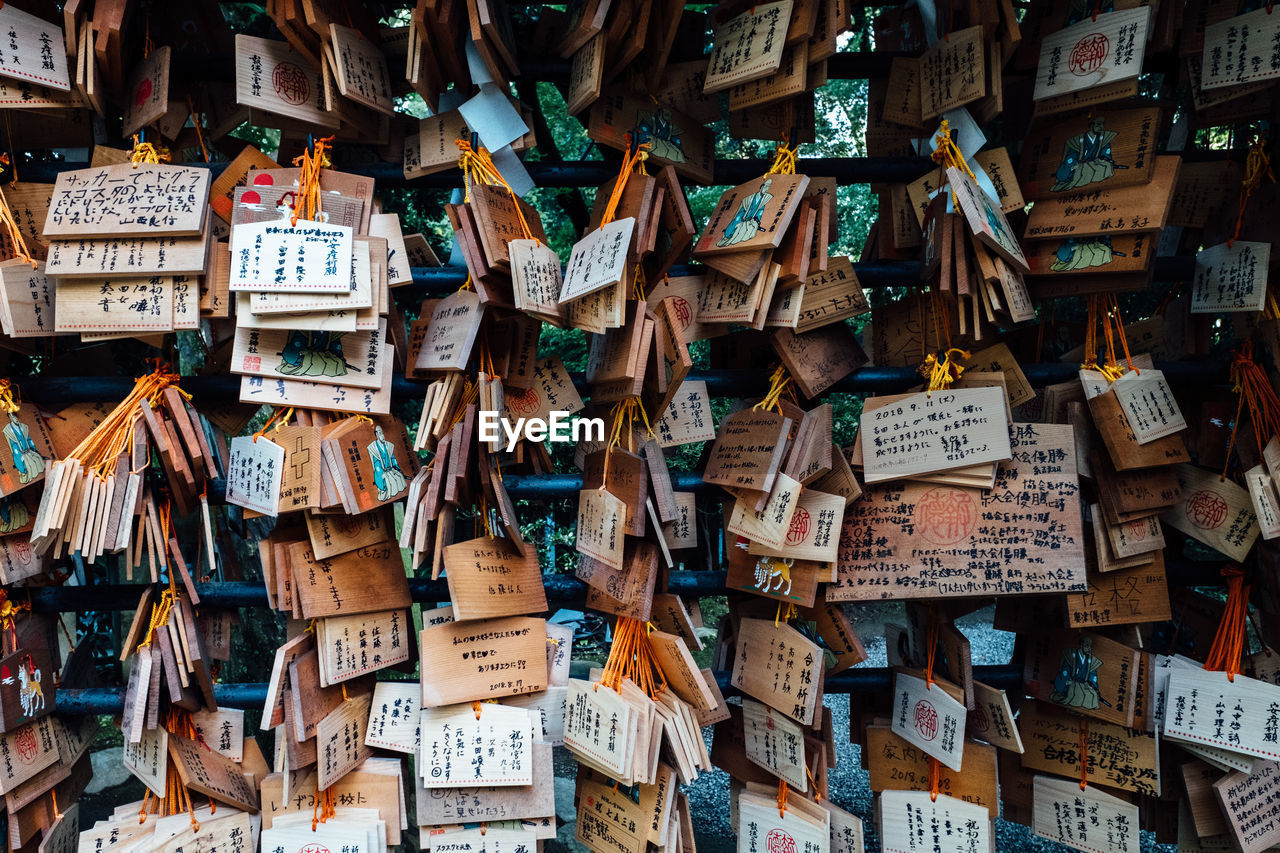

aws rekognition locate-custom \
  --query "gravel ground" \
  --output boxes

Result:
[549,602,1174,853]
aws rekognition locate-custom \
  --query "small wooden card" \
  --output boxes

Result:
[44,164,211,239]
[1202,8,1280,89]
[1111,370,1187,444]
[731,618,822,725]
[703,1,794,94]
[0,648,54,732]
[229,219,354,293]
[0,407,53,497]
[1032,776,1139,853]
[1017,701,1157,797]
[1028,631,1139,728]
[444,537,548,620]
[0,6,70,91]
[289,540,412,618]
[315,693,373,789]
[234,34,334,128]
[419,616,547,706]
[1033,8,1151,101]
[1164,669,1280,763]
[1192,241,1269,314]
[225,435,284,516]
[1213,761,1280,853]
[1020,106,1161,199]
[703,409,791,494]
[694,175,809,256]
[122,47,170,137]
[559,219,635,303]
[919,26,985,119]
[891,670,967,771]
[1160,464,1259,562]
[747,488,844,563]
[859,387,1010,484]
[169,733,258,812]
[420,702,536,789]
[878,791,992,853]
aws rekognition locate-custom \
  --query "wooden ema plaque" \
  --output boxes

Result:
[419,616,547,706]
[832,424,1085,601]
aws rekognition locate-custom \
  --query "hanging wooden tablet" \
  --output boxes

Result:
[1159,465,1260,562]
[0,6,71,91]
[731,618,822,725]
[122,47,171,137]
[1032,775,1139,853]
[878,790,992,853]
[419,616,547,706]
[702,1,794,94]
[1033,8,1151,101]
[865,726,999,813]
[1016,701,1158,797]
[1191,241,1270,314]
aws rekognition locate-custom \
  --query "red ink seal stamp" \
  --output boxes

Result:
[1187,490,1228,530]
[13,725,37,764]
[1069,33,1109,75]
[300,845,330,853]
[766,830,797,853]
[670,297,692,329]
[785,508,810,546]
[1122,519,1149,540]
[242,356,261,372]
[913,700,939,741]
[507,387,540,417]
[914,488,977,546]
[134,79,152,107]
[969,704,990,734]
[273,62,310,106]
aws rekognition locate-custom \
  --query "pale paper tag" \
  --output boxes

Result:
[860,387,1011,484]
[225,435,285,516]
[419,703,536,787]
[878,791,991,853]
[1193,241,1269,313]
[1032,775,1139,853]
[1111,369,1187,444]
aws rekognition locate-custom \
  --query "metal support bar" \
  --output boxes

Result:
[29,571,728,613]
[401,256,1197,296]
[28,552,1225,615]
[12,360,1226,407]
[17,157,934,189]
[54,663,1025,713]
